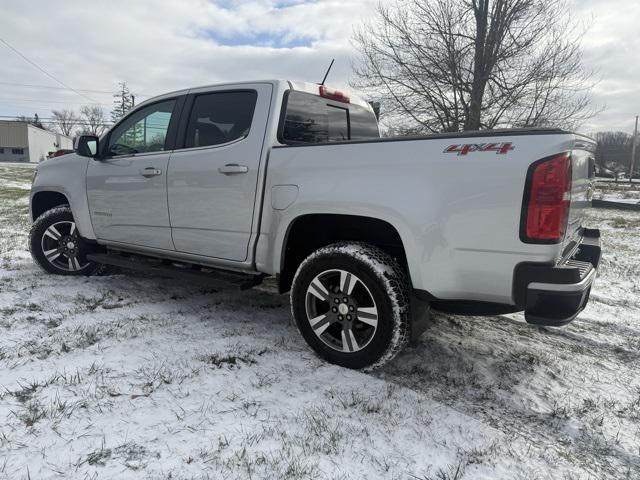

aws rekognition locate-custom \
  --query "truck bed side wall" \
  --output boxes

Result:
[257,134,575,304]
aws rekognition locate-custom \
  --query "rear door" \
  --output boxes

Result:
[87,97,183,250]
[167,83,272,261]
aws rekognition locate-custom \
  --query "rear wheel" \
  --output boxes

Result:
[291,242,410,370]
[30,206,103,276]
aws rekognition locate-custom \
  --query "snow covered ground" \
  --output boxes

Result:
[0,164,639,479]
[594,181,640,205]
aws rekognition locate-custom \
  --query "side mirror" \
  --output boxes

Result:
[75,135,99,158]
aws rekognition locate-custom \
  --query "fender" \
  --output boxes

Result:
[30,154,96,240]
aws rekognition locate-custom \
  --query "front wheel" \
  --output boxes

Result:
[30,206,103,276]
[291,242,410,370]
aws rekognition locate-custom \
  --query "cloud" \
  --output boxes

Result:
[0,0,636,133]
[0,0,376,120]
[571,0,640,133]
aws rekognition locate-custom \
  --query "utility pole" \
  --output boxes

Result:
[630,116,638,181]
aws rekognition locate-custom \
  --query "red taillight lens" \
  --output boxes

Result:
[523,153,572,242]
[319,85,350,103]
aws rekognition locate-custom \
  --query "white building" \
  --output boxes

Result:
[0,121,73,163]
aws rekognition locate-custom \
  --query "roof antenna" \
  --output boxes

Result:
[320,59,335,86]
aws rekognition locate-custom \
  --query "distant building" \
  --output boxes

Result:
[0,121,73,163]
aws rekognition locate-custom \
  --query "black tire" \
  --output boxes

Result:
[30,206,103,276]
[291,242,410,370]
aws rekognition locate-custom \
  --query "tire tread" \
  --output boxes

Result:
[291,241,410,370]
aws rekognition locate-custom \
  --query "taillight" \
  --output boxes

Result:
[319,85,350,103]
[521,153,572,243]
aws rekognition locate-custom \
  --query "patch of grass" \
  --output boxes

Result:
[251,371,279,389]
[336,390,383,414]
[298,407,345,455]
[9,380,40,403]
[3,369,84,403]
[74,293,109,312]
[0,186,29,203]
[611,216,635,228]
[0,165,34,184]
[133,360,200,397]
[12,399,46,427]
[76,327,100,348]
[0,306,18,316]
[203,353,257,369]
[48,395,87,423]
[22,302,43,312]
[85,446,112,466]
[415,459,467,480]
[114,442,156,470]
[45,317,62,329]
[21,339,53,360]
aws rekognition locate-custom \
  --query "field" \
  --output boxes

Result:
[0,163,639,479]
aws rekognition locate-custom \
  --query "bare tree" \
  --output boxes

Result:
[594,131,635,174]
[79,105,108,137]
[352,0,599,133]
[16,114,48,130]
[51,109,78,137]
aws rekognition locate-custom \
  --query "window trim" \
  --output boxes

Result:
[100,95,185,159]
[175,89,259,152]
[327,104,351,142]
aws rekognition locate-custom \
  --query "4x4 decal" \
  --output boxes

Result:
[444,142,515,156]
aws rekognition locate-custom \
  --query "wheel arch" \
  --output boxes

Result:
[278,213,411,294]
[31,190,70,221]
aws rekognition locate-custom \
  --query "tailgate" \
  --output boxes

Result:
[564,138,597,249]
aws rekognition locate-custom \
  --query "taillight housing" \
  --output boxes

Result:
[521,153,572,243]
[319,85,350,103]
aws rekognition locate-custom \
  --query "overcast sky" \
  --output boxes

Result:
[0,0,638,133]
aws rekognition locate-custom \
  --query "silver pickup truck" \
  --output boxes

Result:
[29,79,601,369]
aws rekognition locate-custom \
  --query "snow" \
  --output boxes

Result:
[1,166,639,479]
[594,181,640,205]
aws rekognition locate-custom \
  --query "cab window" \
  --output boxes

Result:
[184,91,258,148]
[107,100,175,156]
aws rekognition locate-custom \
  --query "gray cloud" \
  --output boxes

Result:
[0,0,636,133]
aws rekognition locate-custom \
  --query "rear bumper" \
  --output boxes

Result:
[513,228,601,326]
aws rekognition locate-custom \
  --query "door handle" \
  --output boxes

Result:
[218,163,249,175]
[140,167,162,177]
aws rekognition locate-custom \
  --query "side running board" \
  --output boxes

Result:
[86,252,264,290]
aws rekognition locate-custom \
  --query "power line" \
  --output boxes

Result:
[0,97,111,107]
[0,37,99,103]
[0,81,152,97]
[0,81,113,95]
[0,81,112,95]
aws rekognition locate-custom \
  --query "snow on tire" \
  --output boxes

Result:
[291,242,410,370]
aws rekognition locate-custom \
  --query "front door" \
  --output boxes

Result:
[167,84,272,261]
[87,98,178,251]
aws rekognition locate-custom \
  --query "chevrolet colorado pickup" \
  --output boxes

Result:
[29,79,601,369]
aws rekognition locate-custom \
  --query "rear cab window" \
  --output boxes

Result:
[280,90,379,144]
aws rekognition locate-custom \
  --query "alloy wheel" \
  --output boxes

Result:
[40,221,89,272]
[305,269,379,353]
